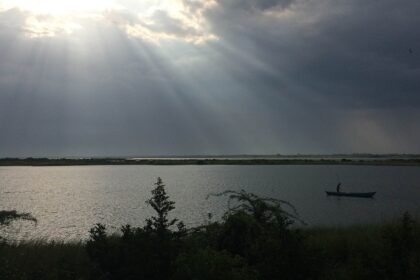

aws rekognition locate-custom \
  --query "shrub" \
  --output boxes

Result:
[86,177,185,280]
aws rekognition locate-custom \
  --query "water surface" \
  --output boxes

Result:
[0,165,419,240]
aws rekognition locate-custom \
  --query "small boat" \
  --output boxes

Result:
[326,191,376,198]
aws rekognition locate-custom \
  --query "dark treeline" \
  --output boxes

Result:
[1,157,420,166]
[1,178,420,279]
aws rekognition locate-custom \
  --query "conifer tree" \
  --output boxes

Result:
[145,177,178,235]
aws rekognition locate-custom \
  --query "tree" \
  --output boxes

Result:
[142,177,185,279]
[145,177,181,236]
[206,190,314,279]
[207,189,305,227]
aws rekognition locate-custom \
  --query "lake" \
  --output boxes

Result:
[1,165,419,241]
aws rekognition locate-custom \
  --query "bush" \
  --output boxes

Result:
[86,177,185,280]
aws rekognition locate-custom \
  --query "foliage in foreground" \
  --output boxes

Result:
[1,178,420,280]
[0,211,36,227]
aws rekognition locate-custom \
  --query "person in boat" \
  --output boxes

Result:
[336,183,341,193]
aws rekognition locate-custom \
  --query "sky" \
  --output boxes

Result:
[0,0,419,157]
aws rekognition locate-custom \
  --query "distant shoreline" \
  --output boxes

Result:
[1,157,420,166]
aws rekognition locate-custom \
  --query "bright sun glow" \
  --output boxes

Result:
[0,0,217,42]
[1,0,115,15]
[0,0,116,37]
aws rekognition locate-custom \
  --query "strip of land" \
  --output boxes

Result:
[0,155,419,166]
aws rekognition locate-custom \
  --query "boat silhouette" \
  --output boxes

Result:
[325,191,376,198]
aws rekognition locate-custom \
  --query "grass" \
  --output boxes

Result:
[0,221,418,280]
[0,240,91,280]
[303,219,420,280]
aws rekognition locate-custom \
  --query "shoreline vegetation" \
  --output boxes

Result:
[1,154,420,166]
[1,178,420,279]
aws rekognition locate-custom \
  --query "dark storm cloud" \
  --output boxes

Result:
[215,0,295,11]
[204,0,420,109]
[0,0,419,156]
[192,0,420,152]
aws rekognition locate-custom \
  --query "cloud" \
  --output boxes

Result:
[202,0,420,108]
[215,0,295,11]
[0,0,218,43]
[106,7,217,43]
[0,0,419,156]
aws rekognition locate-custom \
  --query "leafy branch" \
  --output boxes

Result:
[207,189,306,225]
[0,210,37,226]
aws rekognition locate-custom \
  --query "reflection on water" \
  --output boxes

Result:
[0,165,419,241]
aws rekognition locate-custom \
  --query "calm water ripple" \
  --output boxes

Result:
[0,165,419,241]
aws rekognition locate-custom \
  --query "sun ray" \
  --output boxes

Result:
[0,0,217,42]
[1,0,115,15]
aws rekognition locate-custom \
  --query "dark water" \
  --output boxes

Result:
[0,165,419,241]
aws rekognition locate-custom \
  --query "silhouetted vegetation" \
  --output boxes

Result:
[305,212,420,280]
[86,177,186,280]
[0,211,36,227]
[1,178,420,279]
[0,210,37,244]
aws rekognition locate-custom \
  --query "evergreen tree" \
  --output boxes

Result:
[145,177,179,235]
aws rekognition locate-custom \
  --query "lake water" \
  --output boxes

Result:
[1,165,419,241]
